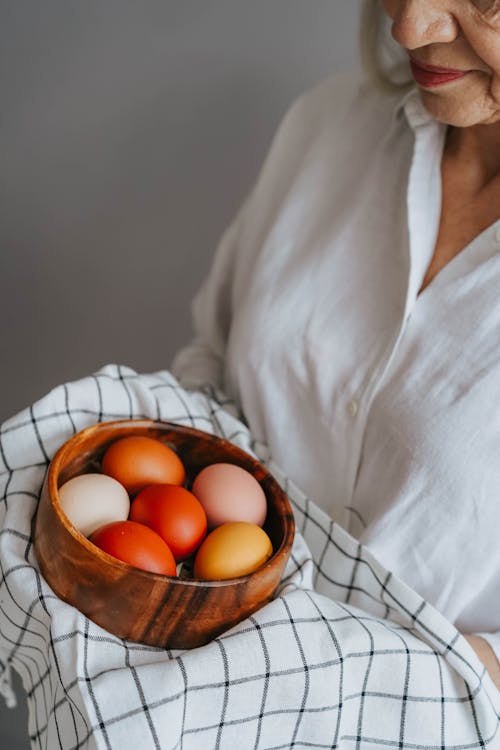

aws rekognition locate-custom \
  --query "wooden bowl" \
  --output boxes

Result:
[34,419,295,649]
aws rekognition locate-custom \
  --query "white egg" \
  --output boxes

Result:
[58,473,130,537]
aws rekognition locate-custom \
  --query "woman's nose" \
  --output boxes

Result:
[389,0,460,49]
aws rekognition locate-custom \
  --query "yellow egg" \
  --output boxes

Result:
[193,522,273,580]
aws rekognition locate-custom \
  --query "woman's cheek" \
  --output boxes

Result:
[464,7,500,75]
[471,0,500,19]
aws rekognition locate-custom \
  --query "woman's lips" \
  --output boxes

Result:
[409,58,470,87]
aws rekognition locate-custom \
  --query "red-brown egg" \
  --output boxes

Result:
[130,484,207,562]
[90,520,177,576]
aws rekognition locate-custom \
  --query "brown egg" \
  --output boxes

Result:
[101,436,185,495]
[193,522,273,580]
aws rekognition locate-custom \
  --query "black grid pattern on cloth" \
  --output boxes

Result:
[0,364,499,750]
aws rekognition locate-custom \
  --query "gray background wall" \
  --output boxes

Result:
[0,2,360,746]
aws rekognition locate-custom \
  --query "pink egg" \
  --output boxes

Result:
[191,463,267,529]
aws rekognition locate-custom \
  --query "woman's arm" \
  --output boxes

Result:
[464,635,500,689]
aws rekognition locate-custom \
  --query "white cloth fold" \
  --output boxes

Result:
[1,364,499,749]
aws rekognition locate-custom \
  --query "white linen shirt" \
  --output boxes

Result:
[172,71,500,657]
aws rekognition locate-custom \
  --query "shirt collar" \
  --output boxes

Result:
[393,85,437,131]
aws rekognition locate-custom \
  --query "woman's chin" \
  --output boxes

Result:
[417,76,499,128]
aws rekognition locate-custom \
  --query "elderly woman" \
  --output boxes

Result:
[172,0,500,690]
[1,3,500,746]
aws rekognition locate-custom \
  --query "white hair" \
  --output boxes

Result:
[359,0,413,93]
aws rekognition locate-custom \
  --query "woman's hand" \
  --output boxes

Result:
[464,635,500,690]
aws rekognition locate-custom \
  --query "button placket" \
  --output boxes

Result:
[342,115,440,527]
[346,399,358,417]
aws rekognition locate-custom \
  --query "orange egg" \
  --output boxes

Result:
[193,522,273,580]
[101,436,185,495]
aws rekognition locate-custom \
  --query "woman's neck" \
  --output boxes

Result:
[445,122,500,191]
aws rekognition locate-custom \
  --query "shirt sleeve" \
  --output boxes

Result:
[170,82,315,396]
[171,70,362,397]
[170,194,248,395]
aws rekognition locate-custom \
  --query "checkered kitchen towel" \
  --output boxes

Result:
[1,364,499,749]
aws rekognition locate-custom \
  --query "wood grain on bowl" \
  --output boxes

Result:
[34,420,295,649]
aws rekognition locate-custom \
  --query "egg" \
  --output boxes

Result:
[101,435,185,495]
[90,520,176,576]
[191,463,267,529]
[130,484,207,562]
[193,522,273,580]
[58,473,130,537]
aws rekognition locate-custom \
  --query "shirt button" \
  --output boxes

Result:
[495,225,500,244]
[347,399,358,417]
